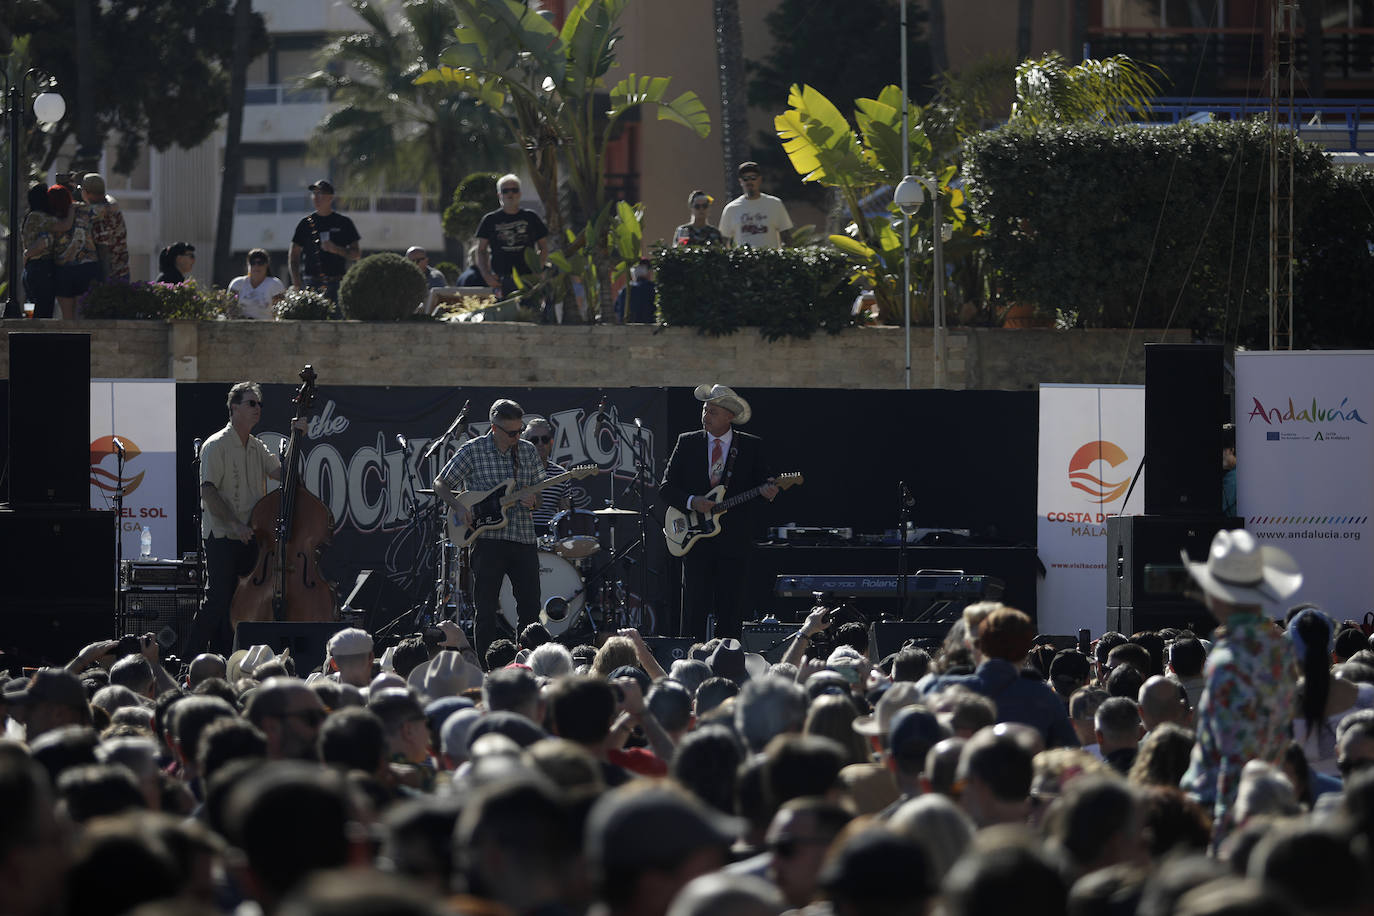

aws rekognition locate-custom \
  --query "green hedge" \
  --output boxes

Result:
[339,252,430,321]
[79,279,239,320]
[963,120,1374,347]
[654,245,856,340]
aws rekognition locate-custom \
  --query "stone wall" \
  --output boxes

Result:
[0,320,1191,388]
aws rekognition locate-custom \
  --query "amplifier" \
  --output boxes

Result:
[119,588,198,651]
[121,560,201,589]
[741,621,796,664]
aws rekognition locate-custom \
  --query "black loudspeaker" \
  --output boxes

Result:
[233,621,341,676]
[120,589,199,652]
[1105,515,1240,610]
[1108,604,1216,638]
[344,569,416,633]
[869,621,954,659]
[1145,344,1224,516]
[1,604,112,672]
[741,621,796,664]
[643,636,695,670]
[7,333,91,508]
[0,509,115,604]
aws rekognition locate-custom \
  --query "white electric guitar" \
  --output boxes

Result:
[663,472,803,557]
[446,464,599,548]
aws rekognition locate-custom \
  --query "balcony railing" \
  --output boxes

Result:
[1087,28,1374,95]
[235,192,441,215]
[1133,97,1374,152]
[244,84,329,106]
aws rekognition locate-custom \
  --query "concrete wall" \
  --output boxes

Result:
[0,321,1190,389]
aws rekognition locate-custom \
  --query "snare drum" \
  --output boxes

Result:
[498,550,585,636]
[549,508,601,559]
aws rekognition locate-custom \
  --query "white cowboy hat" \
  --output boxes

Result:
[1182,528,1302,607]
[693,384,751,425]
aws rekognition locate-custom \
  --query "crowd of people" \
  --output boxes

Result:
[4,524,1374,916]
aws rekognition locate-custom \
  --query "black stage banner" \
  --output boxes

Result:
[174,385,1041,634]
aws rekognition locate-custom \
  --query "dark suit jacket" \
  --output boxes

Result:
[660,428,773,556]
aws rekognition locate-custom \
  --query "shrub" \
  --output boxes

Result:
[654,244,856,340]
[79,279,234,320]
[338,252,429,320]
[274,288,336,321]
[433,260,461,284]
[442,171,501,241]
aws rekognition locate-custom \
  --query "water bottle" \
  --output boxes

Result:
[139,525,152,559]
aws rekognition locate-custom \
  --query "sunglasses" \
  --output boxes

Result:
[691,203,710,209]
[526,434,552,444]
[769,837,829,859]
[239,399,261,408]
[496,425,524,437]
[408,257,426,263]
[499,187,520,194]
[248,259,267,266]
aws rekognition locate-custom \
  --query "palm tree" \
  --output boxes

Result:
[1017,0,1034,60]
[213,0,256,286]
[304,0,509,262]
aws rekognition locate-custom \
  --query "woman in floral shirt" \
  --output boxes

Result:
[672,190,724,247]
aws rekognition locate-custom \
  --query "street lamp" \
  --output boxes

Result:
[4,70,66,319]
[894,174,946,389]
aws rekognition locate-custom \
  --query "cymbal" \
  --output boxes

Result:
[416,488,435,495]
[593,507,638,516]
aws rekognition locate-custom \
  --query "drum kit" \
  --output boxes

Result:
[419,493,641,641]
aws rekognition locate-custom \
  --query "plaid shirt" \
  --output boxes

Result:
[437,432,542,544]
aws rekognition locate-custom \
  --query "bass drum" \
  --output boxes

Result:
[498,550,585,637]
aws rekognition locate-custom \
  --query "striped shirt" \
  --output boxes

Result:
[532,459,573,533]
[437,432,542,544]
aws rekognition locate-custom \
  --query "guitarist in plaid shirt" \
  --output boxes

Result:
[434,399,542,661]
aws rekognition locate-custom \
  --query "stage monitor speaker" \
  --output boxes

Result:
[868,621,955,660]
[1,604,112,672]
[233,621,341,676]
[1145,343,1224,516]
[1105,515,1239,610]
[742,621,796,664]
[1108,604,1216,638]
[344,569,416,633]
[8,333,91,508]
[0,509,115,604]
[642,636,696,671]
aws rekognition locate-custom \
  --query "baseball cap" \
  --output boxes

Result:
[328,627,373,658]
[309,179,336,194]
[888,705,947,765]
[465,710,547,749]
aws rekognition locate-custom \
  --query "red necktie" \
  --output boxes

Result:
[710,438,723,486]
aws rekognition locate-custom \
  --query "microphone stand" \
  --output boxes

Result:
[896,481,913,620]
[113,440,126,630]
[599,399,659,626]
[192,438,205,606]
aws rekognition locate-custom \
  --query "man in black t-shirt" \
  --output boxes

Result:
[289,179,361,305]
[475,173,549,298]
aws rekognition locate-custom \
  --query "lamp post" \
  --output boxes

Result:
[894,175,946,389]
[4,69,65,319]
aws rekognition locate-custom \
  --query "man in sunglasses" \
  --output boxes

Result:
[719,161,793,249]
[434,399,543,660]
[183,381,289,657]
[523,417,573,533]
[475,174,549,298]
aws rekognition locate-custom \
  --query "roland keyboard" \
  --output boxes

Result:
[773,573,1003,600]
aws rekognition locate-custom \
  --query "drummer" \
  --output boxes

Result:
[523,416,573,533]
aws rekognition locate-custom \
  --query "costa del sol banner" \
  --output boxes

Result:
[90,380,179,562]
[1036,384,1146,636]
[1235,352,1373,613]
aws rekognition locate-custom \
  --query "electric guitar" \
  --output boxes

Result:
[446,464,599,548]
[663,472,803,557]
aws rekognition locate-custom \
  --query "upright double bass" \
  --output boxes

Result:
[229,366,337,626]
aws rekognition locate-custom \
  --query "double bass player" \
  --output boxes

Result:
[182,382,304,656]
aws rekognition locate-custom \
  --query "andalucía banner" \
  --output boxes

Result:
[1236,352,1373,613]
[1036,384,1145,636]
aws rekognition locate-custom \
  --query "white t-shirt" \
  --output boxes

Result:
[719,193,793,248]
[228,274,287,320]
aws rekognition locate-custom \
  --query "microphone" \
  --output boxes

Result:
[396,433,409,451]
[634,417,643,429]
[596,396,608,433]
[192,438,202,459]
[111,437,126,456]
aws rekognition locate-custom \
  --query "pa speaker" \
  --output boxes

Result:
[8,333,90,508]
[1,604,112,672]
[233,621,341,677]
[344,569,415,633]
[0,509,115,604]
[1145,344,1224,516]
[1105,515,1239,610]
[741,621,796,664]
[1108,604,1216,638]
[642,636,695,670]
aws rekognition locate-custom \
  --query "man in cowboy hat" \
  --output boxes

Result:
[1177,528,1301,849]
[661,384,777,640]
